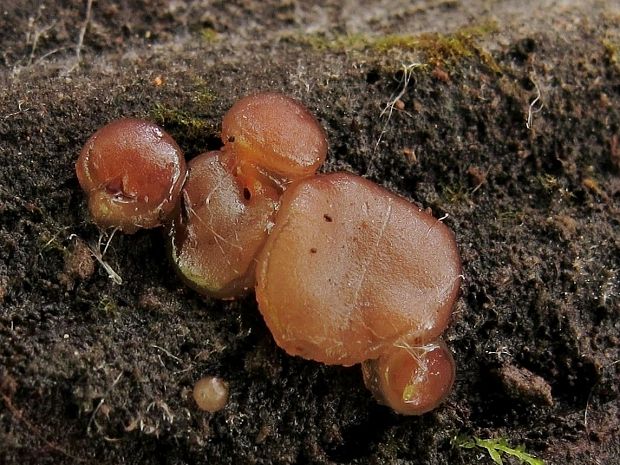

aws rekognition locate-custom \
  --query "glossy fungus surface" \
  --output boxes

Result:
[169,151,279,298]
[193,376,229,412]
[76,118,186,233]
[361,340,455,415]
[76,95,461,416]
[221,92,328,183]
[256,173,462,366]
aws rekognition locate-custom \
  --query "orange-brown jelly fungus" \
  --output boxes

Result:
[361,339,455,415]
[221,92,328,186]
[169,93,328,298]
[76,118,186,233]
[77,93,462,416]
[169,151,279,298]
[256,173,462,367]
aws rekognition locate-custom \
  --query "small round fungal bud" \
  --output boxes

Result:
[193,376,229,412]
[256,172,462,366]
[169,151,279,298]
[361,340,455,415]
[76,118,186,233]
[221,92,328,183]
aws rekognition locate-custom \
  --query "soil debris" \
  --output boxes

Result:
[496,364,554,406]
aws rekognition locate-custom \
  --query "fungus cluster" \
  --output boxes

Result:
[76,92,462,415]
[168,93,327,298]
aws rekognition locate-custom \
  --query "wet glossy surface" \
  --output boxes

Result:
[361,339,455,415]
[222,92,327,183]
[256,173,462,366]
[76,118,186,233]
[169,151,279,298]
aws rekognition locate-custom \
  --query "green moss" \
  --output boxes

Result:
[537,173,560,191]
[454,435,545,465]
[536,173,574,200]
[602,38,620,70]
[200,28,220,43]
[149,77,216,141]
[190,77,217,107]
[442,183,471,204]
[97,295,118,316]
[291,21,500,72]
[497,209,525,226]
[39,230,68,254]
[150,103,210,138]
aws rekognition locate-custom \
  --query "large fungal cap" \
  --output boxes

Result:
[169,151,279,298]
[221,92,328,183]
[361,339,455,415]
[76,118,186,233]
[255,173,462,366]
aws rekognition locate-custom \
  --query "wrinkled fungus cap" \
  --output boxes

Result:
[361,339,455,415]
[169,151,279,298]
[221,92,328,182]
[256,173,462,366]
[76,118,186,233]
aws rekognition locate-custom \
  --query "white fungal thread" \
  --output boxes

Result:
[426,213,449,237]
[375,62,424,151]
[526,78,543,130]
[392,340,439,403]
[89,229,122,285]
[87,371,123,435]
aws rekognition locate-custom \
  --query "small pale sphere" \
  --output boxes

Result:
[193,376,229,412]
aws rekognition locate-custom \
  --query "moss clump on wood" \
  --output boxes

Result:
[291,21,500,71]
[189,78,217,107]
[149,78,216,142]
[149,103,210,138]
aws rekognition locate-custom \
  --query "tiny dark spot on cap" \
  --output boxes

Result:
[310,248,317,253]
[323,214,333,222]
[228,136,235,143]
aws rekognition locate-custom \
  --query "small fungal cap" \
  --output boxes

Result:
[193,376,229,412]
[221,92,328,182]
[76,118,186,233]
[256,173,462,366]
[169,151,279,298]
[361,339,455,415]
